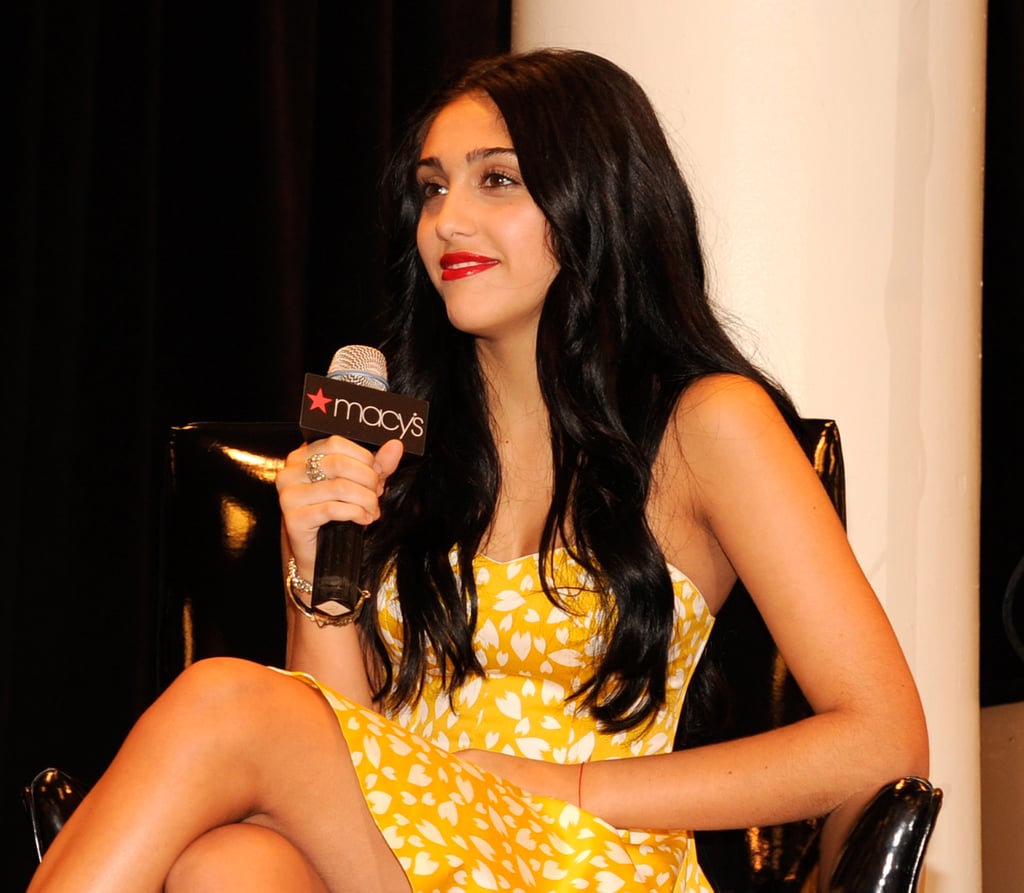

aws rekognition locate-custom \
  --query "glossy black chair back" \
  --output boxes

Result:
[157,421,300,690]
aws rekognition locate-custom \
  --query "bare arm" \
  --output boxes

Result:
[275,435,404,708]
[462,377,927,869]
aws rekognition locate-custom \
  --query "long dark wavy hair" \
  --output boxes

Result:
[359,48,798,734]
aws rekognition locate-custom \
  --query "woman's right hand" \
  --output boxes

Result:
[276,435,405,580]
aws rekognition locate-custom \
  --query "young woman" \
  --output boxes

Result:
[29,49,927,892]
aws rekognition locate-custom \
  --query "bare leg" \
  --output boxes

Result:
[166,824,330,892]
[28,657,410,893]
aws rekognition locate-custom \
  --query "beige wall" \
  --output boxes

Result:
[512,2,987,890]
[980,702,1024,889]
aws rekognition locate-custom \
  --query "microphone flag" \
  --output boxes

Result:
[299,373,428,456]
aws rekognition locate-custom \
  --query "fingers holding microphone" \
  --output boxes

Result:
[370,438,405,489]
[278,436,405,573]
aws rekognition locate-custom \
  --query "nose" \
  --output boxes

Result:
[432,184,476,242]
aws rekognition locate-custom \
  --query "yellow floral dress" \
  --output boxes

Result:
[285,550,715,892]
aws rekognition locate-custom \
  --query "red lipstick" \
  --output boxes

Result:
[440,252,499,281]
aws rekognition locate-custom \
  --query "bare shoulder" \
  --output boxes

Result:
[657,374,799,489]
[673,373,789,446]
[657,373,850,611]
[649,375,802,610]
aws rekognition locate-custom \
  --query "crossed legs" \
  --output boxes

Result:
[28,658,410,893]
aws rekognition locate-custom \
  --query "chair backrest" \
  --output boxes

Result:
[158,422,300,689]
[158,418,938,892]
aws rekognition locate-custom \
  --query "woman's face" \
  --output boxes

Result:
[415,93,559,346]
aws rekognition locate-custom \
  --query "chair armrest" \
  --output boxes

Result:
[828,776,943,893]
[22,767,89,862]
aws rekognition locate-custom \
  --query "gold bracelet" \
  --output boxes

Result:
[286,558,369,628]
[286,557,313,594]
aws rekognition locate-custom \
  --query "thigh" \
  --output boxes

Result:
[175,661,411,892]
[165,823,329,893]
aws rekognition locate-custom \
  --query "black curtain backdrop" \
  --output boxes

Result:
[980,0,1024,709]
[3,2,509,886]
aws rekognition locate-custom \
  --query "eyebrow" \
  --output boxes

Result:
[416,146,517,172]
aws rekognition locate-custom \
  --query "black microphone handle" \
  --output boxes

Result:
[312,520,365,610]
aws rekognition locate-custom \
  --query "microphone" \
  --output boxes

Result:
[327,344,389,392]
[298,346,429,612]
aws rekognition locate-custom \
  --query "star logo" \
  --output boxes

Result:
[307,387,331,414]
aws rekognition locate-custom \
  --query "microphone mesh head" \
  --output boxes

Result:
[327,345,389,391]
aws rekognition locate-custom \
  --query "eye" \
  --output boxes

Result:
[481,170,518,189]
[418,179,447,200]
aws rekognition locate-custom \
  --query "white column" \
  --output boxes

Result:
[512,3,986,891]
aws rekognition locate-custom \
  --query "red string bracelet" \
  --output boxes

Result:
[577,762,585,810]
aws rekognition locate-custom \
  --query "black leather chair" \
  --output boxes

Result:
[25,419,942,891]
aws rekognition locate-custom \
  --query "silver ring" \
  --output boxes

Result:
[305,453,328,483]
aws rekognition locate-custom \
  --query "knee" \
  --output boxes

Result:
[166,657,275,710]
[166,823,328,893]
[156,659,331,748]
[143,658,284,746]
